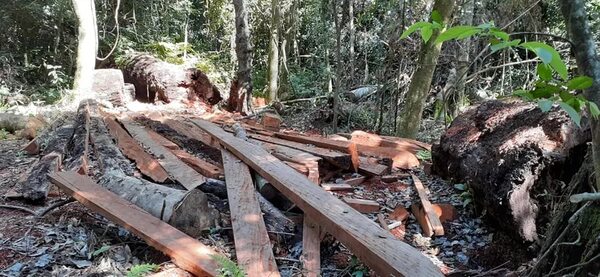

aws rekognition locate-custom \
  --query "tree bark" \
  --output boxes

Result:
[71,0,98,97]
[396,0,455,138]
[560,0,600,191]
[447,0,475,117]
[229,0,253,115]
[267,0,280,103]
[333,0,342,132]
[348,0,355,85]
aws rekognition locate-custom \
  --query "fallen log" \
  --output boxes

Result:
[120,54,222,105]
[432,99,590,241]
[92,69,125,106]
[49,172,223,276]
[190,119,443,277]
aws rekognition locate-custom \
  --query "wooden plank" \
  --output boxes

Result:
[377,214,389,230]
[104,116,169,183]
[321,183,354,191]
[411,203,433,237]
[411,174,444,236]
[274,132,360,172]
[120,117,207,190]
[190,119,442,277]
[164,118,219,148]
[381,134,432,151]
[342,198,380,213]
[146,129,224,179]
[345,176,366,186]
[48,172,221,277]
[357,144,420,169]
[351,131,430,153]
[358,157,391,176]
[302,218,321,277]
[246,132,352,170]
[221,150,280,277]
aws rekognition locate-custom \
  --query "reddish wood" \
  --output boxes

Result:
[432,204,458,223]
[221,150,280,277]
[357,144,420,169]
[411,174,444,236]
[345,176,366,186]
[358,157,391,176]
[146,129,180,150]
[342,198,380,213]
[274,132,360,172]
[351,131,430,153]
[104,117,169,183]
[381,134,432,151]
[261,113,282,131]
[411,203,433,237]
[377,214,389,230]
[390,206,410,222]
[48,172,222,276]
[283,161,309,175]
[302,218,321,277]
[190,119,443,277]
[390,225,406,240]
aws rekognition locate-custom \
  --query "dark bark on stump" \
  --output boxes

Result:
[432,99,590,241]
[120,54,222,105]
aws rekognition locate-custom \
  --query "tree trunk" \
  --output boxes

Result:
[447,0,475,118]
[560,0,600,191]
[229,0,253,115]
[333,0,342,133]
[267,0,280,103]
[71,0,98,97]
[396,0,455,138]
[348,0,355,85]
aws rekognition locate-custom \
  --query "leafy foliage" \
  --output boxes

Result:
[126,263,160,277]
[211,255,246,277]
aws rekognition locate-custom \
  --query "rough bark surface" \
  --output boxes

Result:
[229,0,253,114]
[92,69,125,106]
[121,54,222,105]
[432,99,590,241]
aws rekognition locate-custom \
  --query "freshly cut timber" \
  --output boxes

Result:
[221,149,280,277]
[49,172,222,276]
[411,174,443,236]
[302,218,321,277]
[120,54,222,105]
[92,69,125,105]
[349,131,431,152]
[190,119,443,277]
[432,99,590,241]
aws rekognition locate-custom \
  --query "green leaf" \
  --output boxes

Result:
[127,264,160,277]
[559,101,582,127]
[490,39,521,52]
[421,26,433,42]
[91,245,111,258]
[531,83,560,98]
[559,90,575,102]
[431,10,443,24]
[566,76,594,90]
[520,42,568,80]
[537,64,552,81]
[489,29,509,41]
[434,26,481,44]
[589,102,600,119]
[400,22,431,39]
[454,183,467,191]
[538,99,554,112]
[514,90,534,101]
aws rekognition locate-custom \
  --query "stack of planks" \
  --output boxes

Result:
[19,100,441,276]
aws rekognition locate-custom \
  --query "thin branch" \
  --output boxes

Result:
[0,204,36,215]
[501,0,543,30]
[549,252,600,276]
[570,192,600,203]
[466,58,539,83]
[510,32,574,46]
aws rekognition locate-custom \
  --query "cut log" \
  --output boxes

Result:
[357,144,420,169]
[351,131,431,152]
[221,149,280,277]
[302,218,321,277]
[274,132,360,172]
[432,99,590,241]
[190,119,442,277]
[120,54,222,105]
[411,174,443,236]
[120,117,207,190]
[103,116,169,183]
[48,172,222,276]
[23,114,73,154]
[146,129,223,179]
[342,198,380,213]
[261,112,282,131]
[92,69,125,106]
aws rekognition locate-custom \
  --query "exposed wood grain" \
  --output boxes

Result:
[302,218,321,277]
[411,203,433,237]
[146,129,223,179]
[104,116,169,183]
[345,176,366,186]
[274,132,360,172]
[190,119,443,277]
[222,150,280,277]
[49,172,221,277]
[358,157,391,176]
[357,144,421,169]
[321,183,354,191]
[377,214,389,230]
[120,117,207,190]
[351,131,430,152]
[411,174,444,236]
[342,198,380,213]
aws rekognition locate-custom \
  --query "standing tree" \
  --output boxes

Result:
[332,0,342,132]
[267,0,280,103]
[348,0,355,85]
[71,0,98,97]
[229,0,253,114]
[396,0,455,138]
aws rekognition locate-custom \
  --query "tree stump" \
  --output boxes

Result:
[432,99,590,241]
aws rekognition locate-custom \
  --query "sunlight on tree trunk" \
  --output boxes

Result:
[267,0,280,103]
[560,0,600,190]
[229,0,253,115]
[349,0,355,85]
[72,0,98,98]
[333,0,342,133]
[396,0,455,138]
[448,0,474,118]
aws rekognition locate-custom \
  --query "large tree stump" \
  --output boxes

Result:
[432,99,590,241]
[120,54,222,105]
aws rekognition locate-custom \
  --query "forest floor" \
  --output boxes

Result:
[0,115,530,276]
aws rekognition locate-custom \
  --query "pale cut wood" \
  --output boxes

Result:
[377,214,389,230]
[345,176,366,186]
[104,116,169,183]
[411,174,444,236]
[411,203,433,237]
[342,198,380,213]
[146,129,223,179]
[120,117,207,190]
[321,183,354,191]
[222,150,280,277]
[351,130,430,153]
[49,172,221,277]
[357,144,421,169]
[274,132,360,172]
[190,119,443,277]
[302,218,321,277]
